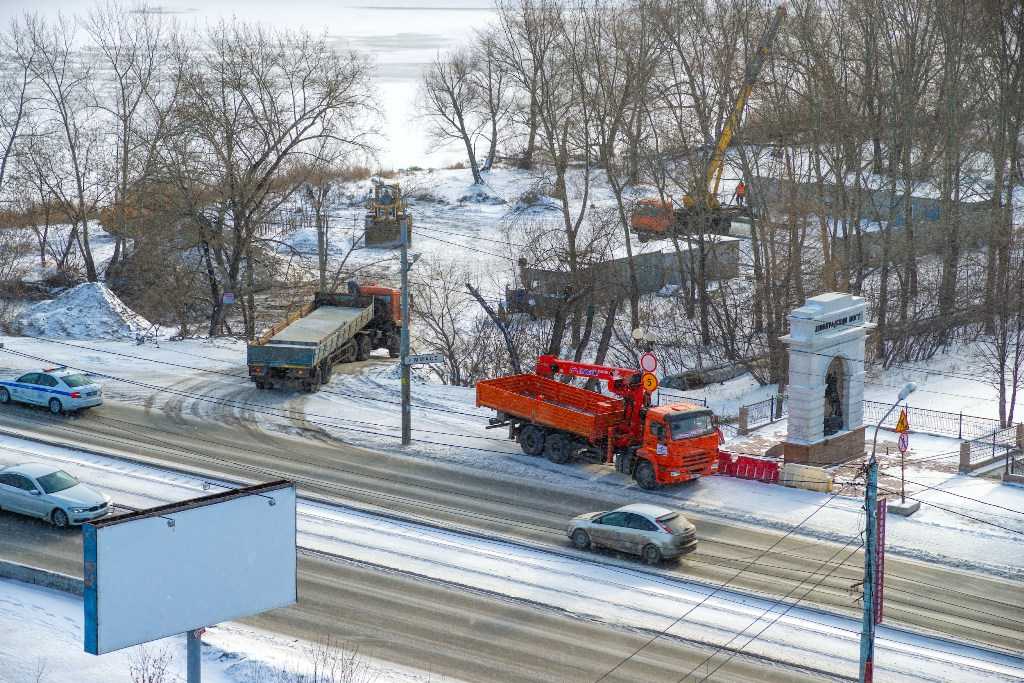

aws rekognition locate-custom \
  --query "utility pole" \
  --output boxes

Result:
[859,455,878,683]
[400,217,411,446]
[187,628,202,683]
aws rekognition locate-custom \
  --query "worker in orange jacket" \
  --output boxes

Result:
[735,181,747,207]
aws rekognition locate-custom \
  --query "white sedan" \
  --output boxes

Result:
[0,367,103,415]
[0,463,111,527]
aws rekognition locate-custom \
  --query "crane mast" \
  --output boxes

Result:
[687,1,787,210]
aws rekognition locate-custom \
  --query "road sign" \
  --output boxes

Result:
[404,353,445,366]
[894,408,909,434]
[641,372,659,392]
[222,292,236,305]
[639,352,658,373]
[897,432,909,454]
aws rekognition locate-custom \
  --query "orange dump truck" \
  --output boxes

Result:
[476,356,721,489]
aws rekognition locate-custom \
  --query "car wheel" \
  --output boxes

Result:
[634,460,658,490]
[518,425,546,456]
[48,398,63,415]
[571,529,591,550]
[642,544,662,565]
[51,509,69,528]
[544,434,571,464]
[0,387,9,404]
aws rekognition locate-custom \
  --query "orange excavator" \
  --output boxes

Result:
[631,2,787,241]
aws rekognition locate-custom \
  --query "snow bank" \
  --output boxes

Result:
[13,282,152,341]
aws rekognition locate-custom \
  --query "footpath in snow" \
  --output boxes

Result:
[1,433,1022,683]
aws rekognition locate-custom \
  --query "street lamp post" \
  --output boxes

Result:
[860,381,915,683]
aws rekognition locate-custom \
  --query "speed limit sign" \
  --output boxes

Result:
[641,372,659,392]
[640,352,658,373]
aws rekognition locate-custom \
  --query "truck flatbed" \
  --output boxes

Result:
[268,307,369,346]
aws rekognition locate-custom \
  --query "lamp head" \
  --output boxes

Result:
[898,382,917,401]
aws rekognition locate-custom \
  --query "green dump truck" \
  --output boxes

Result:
[247,284,401,392]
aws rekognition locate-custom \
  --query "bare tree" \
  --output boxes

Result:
[419,48,485,184]
[471,27,516,169]
[84,0,174,275]
[164,20,375,336]
[0,15,37,195]
[25,12,107,281]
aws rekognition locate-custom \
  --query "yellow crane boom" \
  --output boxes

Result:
[691,1,787,209]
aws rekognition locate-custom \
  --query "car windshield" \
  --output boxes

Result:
[36,470,79,494]
[61,374,91,388]
[666,411,714,440]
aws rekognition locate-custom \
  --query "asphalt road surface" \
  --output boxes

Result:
[0,399,1021,680]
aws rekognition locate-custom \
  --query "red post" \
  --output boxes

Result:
[875,498,887,625]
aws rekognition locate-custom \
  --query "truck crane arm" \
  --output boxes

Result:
[700,1,787,207]
[535,355,646,403]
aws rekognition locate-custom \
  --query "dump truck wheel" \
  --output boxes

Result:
[544,434,571,464]
[320,360,333,383]
[387,335,400,359]
[634,460,658,490]
[519,425,545,456]
[356,335,371,361]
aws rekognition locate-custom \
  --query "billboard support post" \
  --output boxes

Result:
[187,629,202,683]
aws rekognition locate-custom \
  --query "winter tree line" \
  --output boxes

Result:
[415,0,1024,424]
[0,1,1022,422]
[0,2,377,338]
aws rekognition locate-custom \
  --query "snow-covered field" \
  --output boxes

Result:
[1,433,1022,683]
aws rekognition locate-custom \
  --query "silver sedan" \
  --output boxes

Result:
[0,463,111,527]
[567,503,697,564]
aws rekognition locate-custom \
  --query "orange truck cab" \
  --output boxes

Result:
[626,403,719,487]
[630,199,674,239]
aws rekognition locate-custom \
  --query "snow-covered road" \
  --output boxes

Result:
[1,433,1021,683]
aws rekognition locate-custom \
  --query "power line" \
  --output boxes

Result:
[11,340,1024,526]
[681,539,864,682]
[591,480,858,683]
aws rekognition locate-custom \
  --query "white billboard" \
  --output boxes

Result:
[83,481,297,655]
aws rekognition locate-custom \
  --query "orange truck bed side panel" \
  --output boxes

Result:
[476,374,624,442]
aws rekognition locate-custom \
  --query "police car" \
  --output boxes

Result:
[0,367,103,415]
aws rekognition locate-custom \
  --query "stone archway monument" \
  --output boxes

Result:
[781,293,873,465]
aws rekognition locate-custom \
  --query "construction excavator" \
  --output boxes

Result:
[631,1,787,241]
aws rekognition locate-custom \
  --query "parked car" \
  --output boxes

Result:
[0,463,111,527]
[0,367,103,415]
[567,503,698,564]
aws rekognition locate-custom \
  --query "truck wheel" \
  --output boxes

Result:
[634,460,658,490]
[518,425,545,456]
[387,336,400,359]
[356,335,371,361]
[544,434,571,464]
[255,381,266,390]
[320,361,333,383]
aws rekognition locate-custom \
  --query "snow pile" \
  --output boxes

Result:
[14,282,152,340]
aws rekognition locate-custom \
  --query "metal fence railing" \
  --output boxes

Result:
[963,426,1018,470]
[1009,449,1024,477]
[658,390,707,407]
[743,395,787,431]
[862,400,1002,441]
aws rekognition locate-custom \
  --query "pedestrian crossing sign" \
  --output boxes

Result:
[895,408,909,434]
